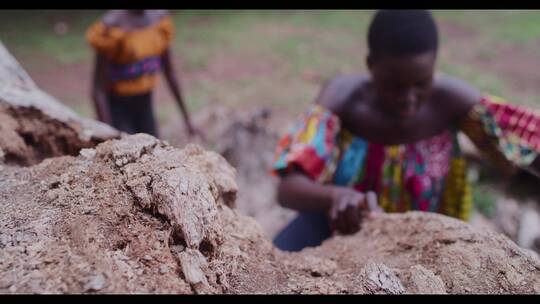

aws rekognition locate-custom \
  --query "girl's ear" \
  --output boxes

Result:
[366,54,374,73]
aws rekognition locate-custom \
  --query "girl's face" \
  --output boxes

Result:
[368,51,436,119]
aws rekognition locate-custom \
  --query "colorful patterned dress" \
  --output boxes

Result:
[272,95,540,221]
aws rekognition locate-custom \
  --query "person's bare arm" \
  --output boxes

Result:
[277,171,380,234]
[316,75,365,115]
[444,76,540,177]
[277,172,335,213]
[437,75,482,123]
[91,54,112,124]
[161,48,197,136]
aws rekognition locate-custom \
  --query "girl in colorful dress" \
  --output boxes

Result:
[272,10,540,252]
[87,10,199,138]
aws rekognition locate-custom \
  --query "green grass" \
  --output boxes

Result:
[434,10,540,48]
[0,10,101,65]
[472,183,497,218]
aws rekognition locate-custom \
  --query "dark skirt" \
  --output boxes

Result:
[273,211,332,252]
[107,92,158,137]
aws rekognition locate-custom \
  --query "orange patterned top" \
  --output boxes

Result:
[86,15,174,96]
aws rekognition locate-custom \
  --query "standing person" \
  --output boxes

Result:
[272,10,540,252]
[87,10,200,138]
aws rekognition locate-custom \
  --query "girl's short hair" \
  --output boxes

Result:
[368,10,439,59]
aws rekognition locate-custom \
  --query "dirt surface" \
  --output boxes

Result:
[1,133,540,294]
[1,109,540,293]
[2,130,540,294]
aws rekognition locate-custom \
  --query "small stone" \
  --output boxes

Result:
[79,148,96,160]
[170,245,185,253]
[0,234,10,247]
[84,274,106,292]
[179,250,209,286]
[46,191,58,202]
[159,265,169,274]
[143,255,152,261]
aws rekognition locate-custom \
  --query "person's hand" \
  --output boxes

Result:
[328,186,383,235]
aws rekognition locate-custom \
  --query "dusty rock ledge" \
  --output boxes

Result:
[1,134,539,294]
[0,42,119,166]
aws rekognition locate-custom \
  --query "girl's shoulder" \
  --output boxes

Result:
[316,74,370,114]
[432,74,482,120]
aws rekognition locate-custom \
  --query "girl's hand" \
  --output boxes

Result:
[328,187,383,235]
